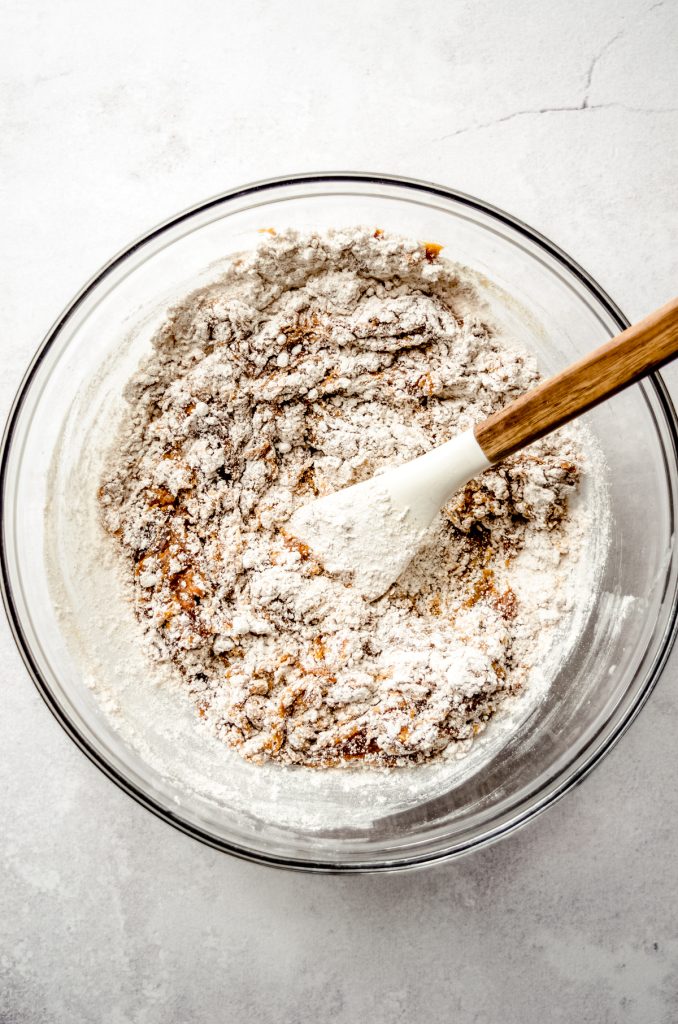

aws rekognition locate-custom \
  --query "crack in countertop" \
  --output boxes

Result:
[437,3,674,142]
[435,102,678,141]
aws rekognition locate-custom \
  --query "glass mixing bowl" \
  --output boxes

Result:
[2,173,677,872]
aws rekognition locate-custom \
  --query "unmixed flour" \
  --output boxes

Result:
[99,228,590,768]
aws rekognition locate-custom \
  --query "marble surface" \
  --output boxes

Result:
[2,0,678,1020]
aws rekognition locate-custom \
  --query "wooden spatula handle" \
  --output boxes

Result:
[475,297,678,463]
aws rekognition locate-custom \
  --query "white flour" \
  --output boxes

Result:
[97,228,604,771]
[288,480,431,602]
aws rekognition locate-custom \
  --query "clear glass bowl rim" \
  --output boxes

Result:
[2,171,678,873]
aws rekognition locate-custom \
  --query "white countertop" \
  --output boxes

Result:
[2,0,677,1020]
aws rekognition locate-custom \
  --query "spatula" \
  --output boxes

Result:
[287,297,678,600]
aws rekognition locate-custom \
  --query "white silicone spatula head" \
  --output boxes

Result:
[287,431,489,600]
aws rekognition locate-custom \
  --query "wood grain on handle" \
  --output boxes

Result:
[474,297,678,464]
